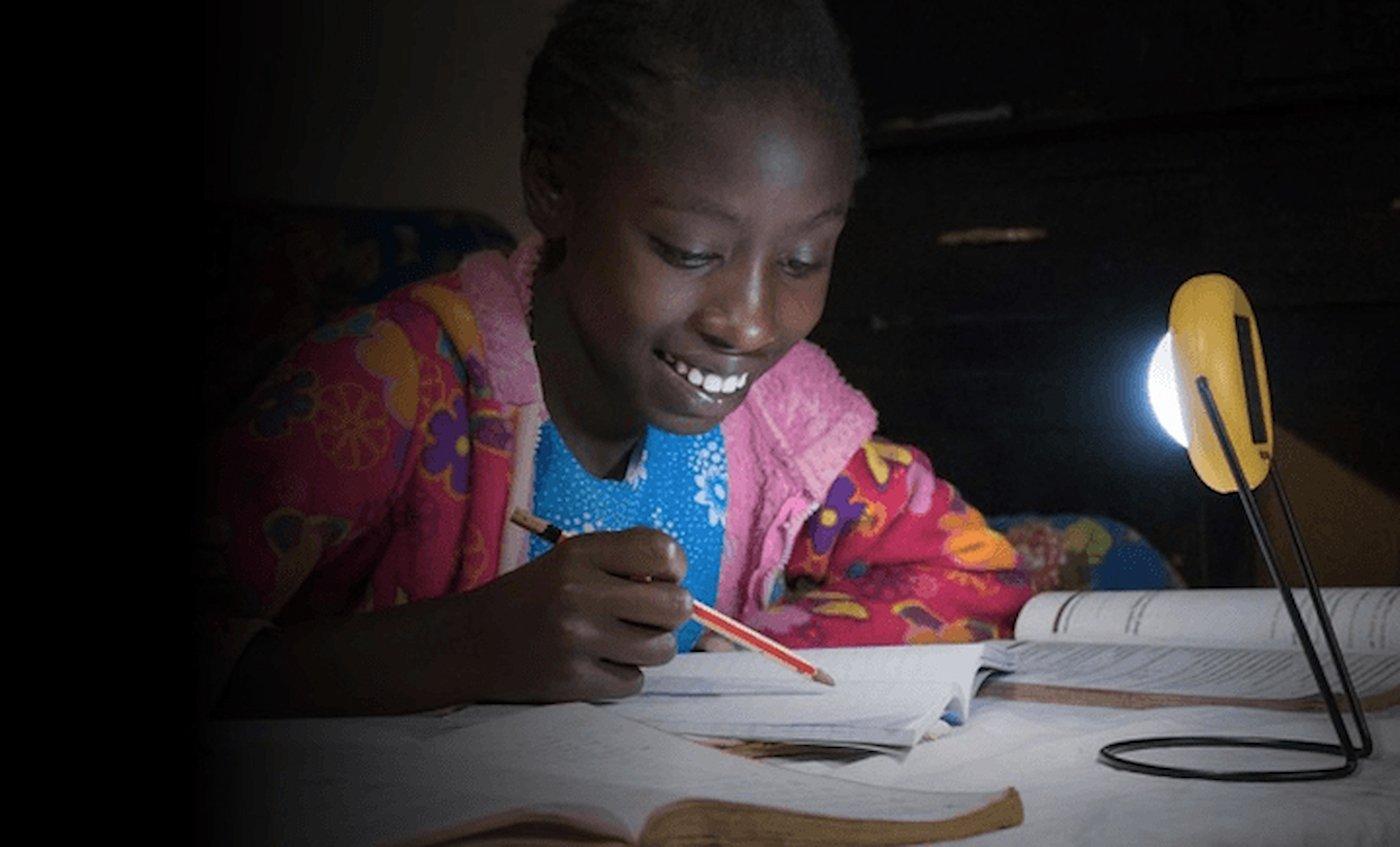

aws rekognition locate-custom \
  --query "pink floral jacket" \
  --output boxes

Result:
[200,238,1035,708]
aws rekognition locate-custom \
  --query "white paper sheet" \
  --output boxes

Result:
[601,643,1004,748]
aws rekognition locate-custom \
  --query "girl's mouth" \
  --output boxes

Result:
[656,350,750,399]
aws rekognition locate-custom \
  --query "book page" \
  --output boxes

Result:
[420,704,1015,842]
[201,704,1018,845]
[605,677,956,748]
[603,644,994,747]
[1014,587,1400,653]
[994,640,1400,703]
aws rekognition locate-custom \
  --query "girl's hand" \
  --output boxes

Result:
[454,527,692,702]
[217,527,691,717]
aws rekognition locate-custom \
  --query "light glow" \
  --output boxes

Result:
[1148,332,1189,448]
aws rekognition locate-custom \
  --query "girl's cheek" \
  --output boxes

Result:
[778,285,827,336]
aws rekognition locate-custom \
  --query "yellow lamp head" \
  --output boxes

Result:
[1151,274,1274,493]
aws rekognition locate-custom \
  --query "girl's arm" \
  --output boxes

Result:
[198,301,436,713]
[200,295,691,716]
[216,528,691,716]
[746,440,1035,647]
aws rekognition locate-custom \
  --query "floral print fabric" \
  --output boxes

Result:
[204,278,521,656]
[746,439,1034,646]
[988,513,1180,591]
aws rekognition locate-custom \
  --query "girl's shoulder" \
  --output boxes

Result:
[362,242,542,405]
[747,340,876,436]
[727,340,878,498]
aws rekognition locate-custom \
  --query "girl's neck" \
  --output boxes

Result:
[531,265,646,481]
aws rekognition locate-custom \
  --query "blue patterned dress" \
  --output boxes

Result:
[528,420,727,652]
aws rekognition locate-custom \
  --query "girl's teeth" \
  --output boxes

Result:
[662,352,749,397]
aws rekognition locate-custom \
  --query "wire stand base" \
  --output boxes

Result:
[1100,736,1354,782]
[1097,377,1372,781]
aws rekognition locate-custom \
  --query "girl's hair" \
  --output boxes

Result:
[524,0,863,168]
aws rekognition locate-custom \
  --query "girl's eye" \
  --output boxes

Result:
[782,256,826,278]
[650,237,719,270]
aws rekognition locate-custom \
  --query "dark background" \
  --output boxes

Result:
[814,0,1400,585]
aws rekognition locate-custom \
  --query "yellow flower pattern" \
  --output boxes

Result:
[313,382,391,470]
[862,440,914,487]
[411,284,485,359]
[356,320,420,427]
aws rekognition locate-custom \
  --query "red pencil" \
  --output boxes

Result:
[509,509,836,687]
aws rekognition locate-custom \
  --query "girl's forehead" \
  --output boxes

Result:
[676,84,850,156]
[607,90,857,199]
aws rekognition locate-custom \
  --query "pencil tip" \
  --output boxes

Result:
[813,670,836,687]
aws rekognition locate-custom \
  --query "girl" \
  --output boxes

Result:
[204,0,1034,717]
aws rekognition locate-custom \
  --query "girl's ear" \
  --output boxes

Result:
[521,143,572,239]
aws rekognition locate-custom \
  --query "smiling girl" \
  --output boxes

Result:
[204,0,1034,717]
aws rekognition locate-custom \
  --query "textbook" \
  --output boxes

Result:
[600,642,1012,752]
[982,587,1400,710]
[202,703,1023,846]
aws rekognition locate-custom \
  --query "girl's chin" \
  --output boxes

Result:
[646,386,750,434]
[647,405,735,435]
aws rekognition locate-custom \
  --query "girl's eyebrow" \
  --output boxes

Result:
[650,197,742,224]
[649,198,849,227]
[806,202,849,224]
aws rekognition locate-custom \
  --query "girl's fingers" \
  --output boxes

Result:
[592,619,678,668]
[598,578,693,630]
[565,527,689,583]
[586,657,645,699]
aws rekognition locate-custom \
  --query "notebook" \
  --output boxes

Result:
[599,642,1013,752]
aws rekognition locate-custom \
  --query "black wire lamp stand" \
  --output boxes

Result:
[1098,375,1373,782]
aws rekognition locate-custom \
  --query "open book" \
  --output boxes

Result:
[599,643,1011,753]
[202,703,1023,846]
[981,587,1400,710]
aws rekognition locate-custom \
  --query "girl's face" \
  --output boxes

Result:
[544,87,857,438]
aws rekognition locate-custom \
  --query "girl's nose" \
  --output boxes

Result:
[693,259,779,355]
